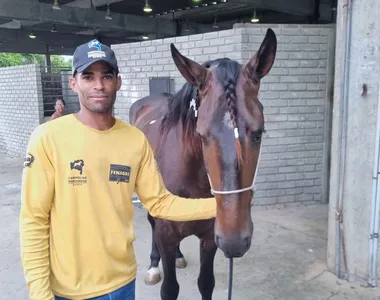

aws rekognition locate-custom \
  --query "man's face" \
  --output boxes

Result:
[69,61,122,114]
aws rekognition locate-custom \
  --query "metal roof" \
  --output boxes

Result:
[0,0,337,55]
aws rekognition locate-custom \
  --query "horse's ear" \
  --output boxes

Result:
[244,28,277,80]
[170,43,207,86]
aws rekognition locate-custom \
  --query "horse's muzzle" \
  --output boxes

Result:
[215,231,253,258]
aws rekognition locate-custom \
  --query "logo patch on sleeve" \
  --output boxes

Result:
[23,153,34,168]
[109,164,131,183]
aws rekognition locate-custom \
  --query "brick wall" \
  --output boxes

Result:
[238,24,336,205]
[0,64,43,156]
[111,29,243,119]
[112,23,336,205]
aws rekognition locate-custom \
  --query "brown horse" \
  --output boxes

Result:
[129,28,277,300]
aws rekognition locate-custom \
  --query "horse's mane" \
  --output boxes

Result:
[160,57,243,162]
[214,58,244,166]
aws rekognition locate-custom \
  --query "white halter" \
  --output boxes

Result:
[207,142,262,195]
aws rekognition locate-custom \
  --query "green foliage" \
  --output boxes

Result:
[0,53,24,67]
[51,55,72,69]
[0,53,72,70]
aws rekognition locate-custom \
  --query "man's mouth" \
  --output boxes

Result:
[90,95,108,100]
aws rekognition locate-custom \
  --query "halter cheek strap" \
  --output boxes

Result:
[207,142,263,196]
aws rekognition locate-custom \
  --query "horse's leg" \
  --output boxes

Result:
[156,225,180,300]
[145,213,162,285]
[197,230,218,300]
[175,244,187,269]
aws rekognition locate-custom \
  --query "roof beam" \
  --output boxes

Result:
[0,27,127,54]
[234,0,315,16]
[0,41,76,55]
[0,0,177,36]
[66,0,124,9]
[157,0,315,20]
[91,0,124,7]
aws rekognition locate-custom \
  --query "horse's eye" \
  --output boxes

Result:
[252,132,262,143]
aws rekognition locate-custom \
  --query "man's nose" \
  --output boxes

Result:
[94,78,105,90]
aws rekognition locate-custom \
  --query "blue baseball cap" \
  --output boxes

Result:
[72,39,119,75]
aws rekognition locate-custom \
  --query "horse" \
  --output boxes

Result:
[129,28,277,300]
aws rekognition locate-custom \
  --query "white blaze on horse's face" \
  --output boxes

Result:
[223,111,234,129]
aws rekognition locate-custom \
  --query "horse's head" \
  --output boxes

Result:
[170,28,277,258]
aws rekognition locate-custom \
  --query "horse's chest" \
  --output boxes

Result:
[156,218,214,239]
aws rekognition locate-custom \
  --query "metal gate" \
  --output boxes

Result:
[40,65,80,119]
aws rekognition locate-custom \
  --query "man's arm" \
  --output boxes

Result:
[135,135,216,222]
[49,112,58,121]
[19,126,55,300]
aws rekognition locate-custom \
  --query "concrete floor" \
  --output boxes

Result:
[1,152,379,300]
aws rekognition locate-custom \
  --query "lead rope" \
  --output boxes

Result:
[228,258,233,300]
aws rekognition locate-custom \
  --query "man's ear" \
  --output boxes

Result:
[116,75,122,91]
[69,76,78,93]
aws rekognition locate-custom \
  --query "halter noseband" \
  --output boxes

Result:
[206,142,262,196]
[189,89,262,196]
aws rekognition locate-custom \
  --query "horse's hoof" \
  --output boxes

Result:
[176,257,187,269]
[144,268,161,285]
[144,273,161,285]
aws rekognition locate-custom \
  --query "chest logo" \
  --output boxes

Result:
[68,159,87,186]
[109,164,131,184]
[70,159,85,175]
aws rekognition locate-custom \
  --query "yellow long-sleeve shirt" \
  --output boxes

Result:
[19,114,216,300]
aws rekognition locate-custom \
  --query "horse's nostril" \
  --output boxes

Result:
[244,236,251,249]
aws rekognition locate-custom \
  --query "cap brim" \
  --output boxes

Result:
[73,59,116,75]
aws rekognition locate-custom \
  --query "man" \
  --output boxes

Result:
[19,39,216,300]
[49,98,66,121]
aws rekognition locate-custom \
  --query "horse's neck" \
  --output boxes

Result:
[178,118,202,160]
